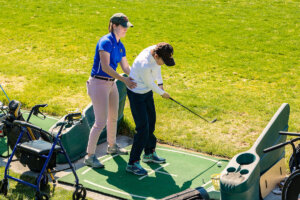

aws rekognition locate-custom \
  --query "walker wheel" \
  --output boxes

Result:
[36,174,49,190]
[282,169,300,200]
[0,179,9,196]
[72,185,86,200]
[35,192,49,200]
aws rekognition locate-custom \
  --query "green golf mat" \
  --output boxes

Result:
[0,112,58,158]
[58,145,228,200]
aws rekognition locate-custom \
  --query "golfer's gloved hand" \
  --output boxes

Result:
[161,92,170,99]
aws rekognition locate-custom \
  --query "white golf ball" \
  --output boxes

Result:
[217,161,222,167]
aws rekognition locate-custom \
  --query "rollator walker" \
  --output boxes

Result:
[0,108,87,200]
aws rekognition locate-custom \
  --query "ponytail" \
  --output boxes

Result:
[108,21,113,32]
[108,21,120,33]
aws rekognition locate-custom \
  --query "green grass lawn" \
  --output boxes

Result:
[0,0,299,161]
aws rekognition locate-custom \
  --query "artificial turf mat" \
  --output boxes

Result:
[22,112,59,131]
[58,145,228,200]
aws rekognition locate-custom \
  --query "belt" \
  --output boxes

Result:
[92,75,115,81]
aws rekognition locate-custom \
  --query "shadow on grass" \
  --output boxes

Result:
[117,117,135,137]
[5,173,55,199]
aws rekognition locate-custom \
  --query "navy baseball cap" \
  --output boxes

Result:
[110,13,133,28]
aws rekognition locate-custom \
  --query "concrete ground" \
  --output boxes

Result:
[0,135,281,200]
[265,188,283,200]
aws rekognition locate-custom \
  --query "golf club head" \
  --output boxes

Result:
[210,118,217,123]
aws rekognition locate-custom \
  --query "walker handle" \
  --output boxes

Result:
[27,104,48,122]
[64,113,82,122]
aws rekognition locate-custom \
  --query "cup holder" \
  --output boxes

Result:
[236,153,256,165]
[240,169,249,175]
[227,167,236,173]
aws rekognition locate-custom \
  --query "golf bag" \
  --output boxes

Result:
[2,100,54,172]
[161,187,210,200]
[3,100,28,157]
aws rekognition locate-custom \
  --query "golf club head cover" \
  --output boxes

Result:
[8,100,22,119]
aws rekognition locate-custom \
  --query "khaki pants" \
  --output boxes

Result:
[86,77,119,155]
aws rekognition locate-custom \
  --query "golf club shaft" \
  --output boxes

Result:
[0,84,10,102]
[169,97,213,123]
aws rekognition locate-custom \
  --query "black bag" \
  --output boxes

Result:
[19,151,56,172]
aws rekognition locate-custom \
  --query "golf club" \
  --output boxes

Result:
[0,84,10,102]
[169,97,217,123]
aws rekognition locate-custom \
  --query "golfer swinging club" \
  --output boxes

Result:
[126,42,175,175]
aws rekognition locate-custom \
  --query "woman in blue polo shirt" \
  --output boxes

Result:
[85,13,136,168]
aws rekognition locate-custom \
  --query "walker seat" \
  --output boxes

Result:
[17,140,61,155]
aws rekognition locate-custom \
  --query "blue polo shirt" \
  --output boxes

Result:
[91,32,126,78]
